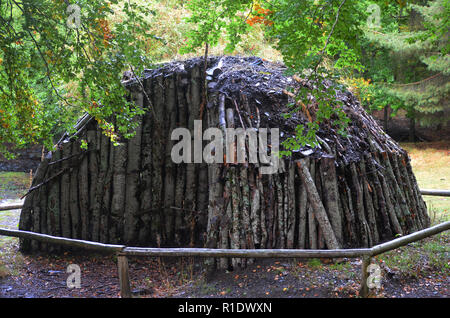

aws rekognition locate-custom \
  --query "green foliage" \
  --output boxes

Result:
[0,0,154,156]
[179,0,253,54]
[1,0,448,157]
[181,0,376,152]
[360,0,449,126]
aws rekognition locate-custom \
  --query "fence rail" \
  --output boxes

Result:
[1,221,449,298]
[1,189,449,298]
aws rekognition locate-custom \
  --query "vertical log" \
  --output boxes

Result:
[163,74,177,244]
[391,154,421,231]
[359,158,379,245]
[249,167,261,248]
[350,163,370,247]
[124,95,143,244]
[69,141,81,239]
[87,129,99,241]
[314,161,325,249]
[185,65,200,246]
[275,172,285,248]
[78,136,90,241]
[117,254,132,298]
[378,171,403,236]
[296,158,309,249]
[98,133,111,243]
[240,165,252,265]
[219,167,232,269]
[110,142,127,244]
[151,75,165,244]
[60,141,72,239]
[360,256,371,298]
[139,79,153,245]
[47,149,61,251]
[230,166,241,268]
[258,172,267,249]
[338,175,356,246]
[364,154,393,240]
[296,159,340,250]
[174,72,188,245]
[383,152,416,233]
[19,154,50,251]
[205,94,224,250]
[320,156,343,246]
[286,161,296,249]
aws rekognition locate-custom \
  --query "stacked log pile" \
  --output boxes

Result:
[19,56,430,269]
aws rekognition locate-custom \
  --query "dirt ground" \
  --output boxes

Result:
[0,236,448,298]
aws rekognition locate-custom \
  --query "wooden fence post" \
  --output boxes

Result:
[117,253,132,298]
[360,256,371,298]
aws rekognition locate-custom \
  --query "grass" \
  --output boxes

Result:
[380,231,449,279]
[0,171,30,201]
[400,141,450,223]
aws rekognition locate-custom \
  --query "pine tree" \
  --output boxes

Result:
[362,0,449,139]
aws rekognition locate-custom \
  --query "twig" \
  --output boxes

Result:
[199,42,209,120]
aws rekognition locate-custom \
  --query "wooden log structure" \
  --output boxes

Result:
[19,56,431,269]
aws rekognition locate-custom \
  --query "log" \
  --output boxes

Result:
[139,79,154,245]
[314,161,325,249]
[110,142,127,243]
[87,129,99,241]
[122,246,372,258]
[60,141,72,239]
[420,189,450,197]
[258,172,268,249]
[307,160,317,249]
[320,156,343,246]
[69,141,81,239]
[378,170,403,236]
[173,72,188,245]
[249,167,261,248]
[78,136,90,241]
[124,91,144,245]
[117,254,132,298]
[296,159,340,250]
[364,154,393,240]
[163,74,177,244]
[349,163,370,247]
[275,171,285,248]
[185,66,200,246]
[0,227,125,253]
[359,158,379,245]
[47,149,61,252]
[151,75,165,243]
[205,94,224,250]
[230,166,242,268]
[97,132,111,243]
[296,158,309,249]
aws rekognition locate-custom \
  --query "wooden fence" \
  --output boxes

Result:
[0,189,449,298]
[1,221,448,298]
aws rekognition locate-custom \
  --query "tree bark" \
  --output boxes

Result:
[296,159,340,250]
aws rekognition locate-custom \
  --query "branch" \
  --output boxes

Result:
[314,0,347,73]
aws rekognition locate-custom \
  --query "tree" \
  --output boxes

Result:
[0,0,154,156]
[360,0,449,140]
[180,0,400,152]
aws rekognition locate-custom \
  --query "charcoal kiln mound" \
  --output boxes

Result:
[19,56,430,269]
